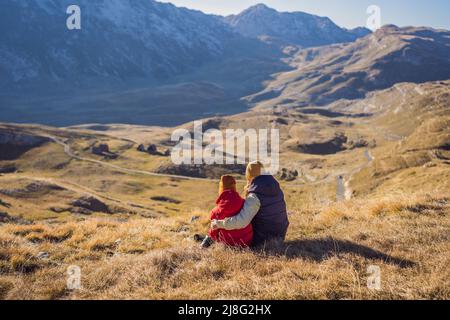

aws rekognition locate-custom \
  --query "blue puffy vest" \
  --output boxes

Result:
[247,175,289,246]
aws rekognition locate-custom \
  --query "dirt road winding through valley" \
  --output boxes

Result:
[44,135,216,182]
[43,133,375,201]
[337,149,375,201]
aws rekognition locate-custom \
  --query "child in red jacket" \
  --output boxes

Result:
[200,175,253,248]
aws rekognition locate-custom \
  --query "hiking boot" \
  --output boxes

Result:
[194,234,205,243]
[200,235,214,249]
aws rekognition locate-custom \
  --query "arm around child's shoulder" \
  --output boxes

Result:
[212,193,260,231]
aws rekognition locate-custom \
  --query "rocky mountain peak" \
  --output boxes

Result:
[225,4,370,47]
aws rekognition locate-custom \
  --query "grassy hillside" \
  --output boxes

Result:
[1,192,448,299]
[0,79,449,300]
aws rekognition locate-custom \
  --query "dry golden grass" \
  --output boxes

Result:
[0,80,448,300]
[0,192,448,300]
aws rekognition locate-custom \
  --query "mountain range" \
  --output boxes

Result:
[248,25,450,108]
[225,3,370,47]
[0,1,449,126]
[0,0,278,89]
[0,1,371,92]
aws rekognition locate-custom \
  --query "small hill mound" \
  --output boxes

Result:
[0,181,66,199]
[400,118,450,153]
[0,128,50,160]
[70,196,110,215]
[155,163,245,179]
[292,133,348,155]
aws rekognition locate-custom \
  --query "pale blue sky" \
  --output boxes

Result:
[159,0,450,29]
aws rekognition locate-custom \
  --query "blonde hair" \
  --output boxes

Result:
[244,161,264,196]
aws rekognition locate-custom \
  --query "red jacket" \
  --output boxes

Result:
[209,190,253,247]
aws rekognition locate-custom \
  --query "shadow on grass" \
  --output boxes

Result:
[259,237,416,268]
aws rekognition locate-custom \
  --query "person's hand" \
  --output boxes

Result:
[211,220,219,230]
[211,219,224,230]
